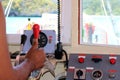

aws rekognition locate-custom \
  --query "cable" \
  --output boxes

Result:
[57,0,61,42]
[54,0,68,69]
[62,50,68,69]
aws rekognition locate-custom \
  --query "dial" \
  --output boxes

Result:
[76,69,83,79]
[30,32,48,48]
[92,70,103,80]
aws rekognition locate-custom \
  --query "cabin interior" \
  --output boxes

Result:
[2,0,120,80]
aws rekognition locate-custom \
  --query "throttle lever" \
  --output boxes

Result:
[30,24,55,79]
[33,24,40,39]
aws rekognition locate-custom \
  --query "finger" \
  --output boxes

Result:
[38,48,46,58]
[26,39,38,55]
[32,39,38,48]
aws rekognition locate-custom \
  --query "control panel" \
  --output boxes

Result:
[66,54,120,80]
[22,30,56,54]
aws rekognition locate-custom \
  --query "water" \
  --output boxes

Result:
[6,17,43,34]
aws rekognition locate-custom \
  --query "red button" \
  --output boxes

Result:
[78,57,84,63]
[110,58,116,64]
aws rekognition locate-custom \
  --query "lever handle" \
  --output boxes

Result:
[33,24,40,39]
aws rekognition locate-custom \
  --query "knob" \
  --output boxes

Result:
[76,69,83,79]
[110,58,116,64]
[92,70,103,80]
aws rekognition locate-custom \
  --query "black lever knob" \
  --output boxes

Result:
[76,69,83,79]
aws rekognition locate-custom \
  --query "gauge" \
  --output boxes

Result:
[30,32,48,48]
[92,70,103,80]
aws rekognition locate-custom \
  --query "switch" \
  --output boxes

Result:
[78,55,86,63]
[78,57,84,63]
[108,69,117,79]
[92,58,102,63]
[74,69,86,80]
[109,73,116,78]
[92,55,102,63]
[48,36,52,43]
[110,58,116,64]
[76,69,83,79]
[109,56,117,65]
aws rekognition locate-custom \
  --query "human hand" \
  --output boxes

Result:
[25,39,46,70]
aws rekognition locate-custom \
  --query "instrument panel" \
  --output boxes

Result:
[66,54,120,80]
[22,30,56,54]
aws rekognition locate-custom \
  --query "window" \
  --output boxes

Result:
[2,0,57,34]
[68,0,120,54]
[80,0,120,46]
[2,0,71,44]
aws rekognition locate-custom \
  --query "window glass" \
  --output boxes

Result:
[2,0,57,34]
[80,0,120,45]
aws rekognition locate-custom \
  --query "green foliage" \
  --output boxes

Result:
[2,0,57,16]
[83,0,120,15]
[2,0,120,16]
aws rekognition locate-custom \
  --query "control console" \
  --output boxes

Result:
[66,54,120,80]
[22,30,56,54]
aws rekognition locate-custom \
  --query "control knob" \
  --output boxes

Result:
[92,70,103,80]
[76,69,83,79]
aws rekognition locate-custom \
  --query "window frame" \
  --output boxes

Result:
[79,0,120,46]
[69,0,120,54]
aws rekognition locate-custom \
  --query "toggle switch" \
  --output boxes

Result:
[92,58,102,63]
[109,73,116,78]
[74,69,86,80]
[108,69,117,79]
[76,69,83,79]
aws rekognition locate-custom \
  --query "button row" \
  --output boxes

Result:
[78,55,117,64]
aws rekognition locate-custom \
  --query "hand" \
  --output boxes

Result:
[25,39,46,70]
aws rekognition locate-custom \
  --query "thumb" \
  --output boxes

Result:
[32,39,38,48]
